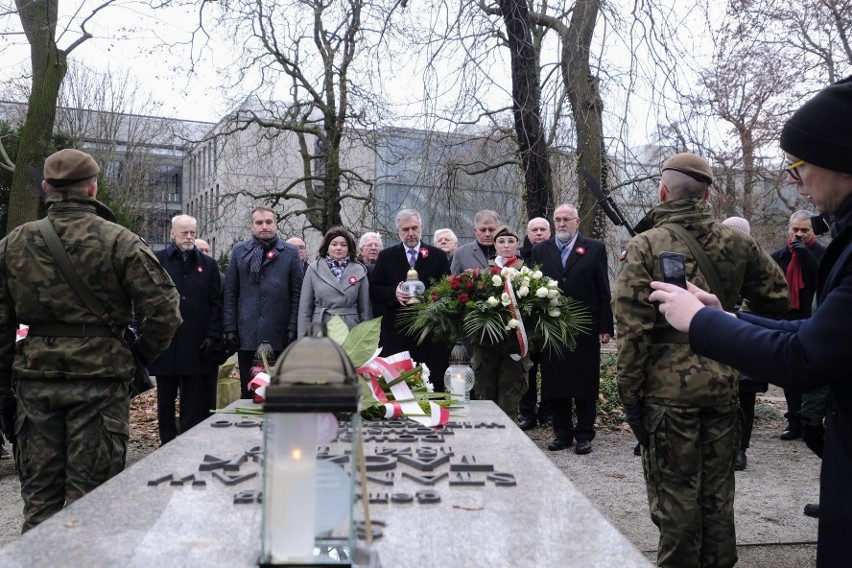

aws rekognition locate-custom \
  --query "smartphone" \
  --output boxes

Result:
[659,251,687,289]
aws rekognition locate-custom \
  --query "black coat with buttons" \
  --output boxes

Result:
[149,243,223,375]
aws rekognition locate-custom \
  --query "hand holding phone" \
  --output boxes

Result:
[659,251,687,289]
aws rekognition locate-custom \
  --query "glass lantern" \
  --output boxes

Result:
[443,343,475,404]
[260,327,362,567]
[400,268,425,301]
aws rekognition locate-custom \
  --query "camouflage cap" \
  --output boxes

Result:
[494,224,519,241]
[44,149,100,187]
[662,152,713,185]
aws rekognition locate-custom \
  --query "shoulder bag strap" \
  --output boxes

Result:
[36,217,126,344]
[661,222,732,311]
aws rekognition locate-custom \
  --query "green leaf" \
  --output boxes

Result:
[326,315,350,345]
[342,317,382,367]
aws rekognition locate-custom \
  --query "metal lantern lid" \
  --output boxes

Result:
[264,328,360,414]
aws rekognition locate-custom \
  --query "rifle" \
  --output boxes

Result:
[581,169,636,238]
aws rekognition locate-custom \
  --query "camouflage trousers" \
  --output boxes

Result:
[641,402,739,568]
[471,345,532,420]
[14,378,130,532]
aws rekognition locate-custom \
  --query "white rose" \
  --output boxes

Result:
[547,288,558,299]
[548,308,561,317]
[547,279,558,288]
[507,319,519,329]
[520,266,531,275]
[486,296,500,307]
[501,266,519,278]
[492,275,503,286]
[521,278,530,287]
[532,270,543,279]
[549,297,560,306]
[535,287,549,298]
[517,285,529,297]
[501,292,511,306]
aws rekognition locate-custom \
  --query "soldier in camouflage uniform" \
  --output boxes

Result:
[471,225,532,418]
[0,149,181,531]
[612,153,789,568]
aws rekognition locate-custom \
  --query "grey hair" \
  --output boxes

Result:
[358,231,383,248]
[554,203,579,217]
[395,208,422,227]
[434,228,458,243]
[790,210,813,223]
[172,214,198,228]
[473,209,500,226]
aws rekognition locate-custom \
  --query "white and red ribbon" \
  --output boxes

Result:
[356,351,448,427]
[503,276,529,361]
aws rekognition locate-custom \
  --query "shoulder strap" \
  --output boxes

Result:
[661,223,732,311]
[37,217,126,343]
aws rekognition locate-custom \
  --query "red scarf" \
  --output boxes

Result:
[785,236,816,310]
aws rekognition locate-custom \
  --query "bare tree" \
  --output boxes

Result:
[2,0,114,234]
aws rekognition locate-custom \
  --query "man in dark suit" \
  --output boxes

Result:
[770,210,827,440]
[370,208,452,389]
[224,207,304,398]
[532,203,613,454]
[150,215,224,445]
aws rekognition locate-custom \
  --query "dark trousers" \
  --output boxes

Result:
[518,353,552,421]
[551,397,596,443]
[738,391,756,450]
[783,388,802,430]
[156,373,215,445]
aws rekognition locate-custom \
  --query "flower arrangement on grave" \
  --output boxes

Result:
[397,265,591,356]
[221,317,452,424]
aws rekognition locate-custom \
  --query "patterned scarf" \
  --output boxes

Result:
[785,235,817,310]
[242,235,279,281]
[325,256,349,281]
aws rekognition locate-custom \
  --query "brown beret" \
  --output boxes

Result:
[494,224,519,241]
[662,152,713,185]
[43,149,100,187]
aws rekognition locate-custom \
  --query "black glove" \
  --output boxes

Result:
[225,331,240,352]
[286,331,297,345]
[790,239,818,270]
[199,337,218,359]
[802,422,825,459]
[623,403,649,448]
[0,393,17,444]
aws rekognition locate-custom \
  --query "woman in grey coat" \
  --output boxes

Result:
[298,226,372,337]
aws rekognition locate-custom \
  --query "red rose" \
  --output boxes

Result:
[458,293,469,304]
[465,281,474,289]
[419,247,429,258]
[450,280,460,290]
[491,266,502,275]
[432,292,440,301]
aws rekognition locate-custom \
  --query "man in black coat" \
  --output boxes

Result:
[370,208,451,389]
[150,215,224,445]
[532,204,614,455]
[770,210,827,440]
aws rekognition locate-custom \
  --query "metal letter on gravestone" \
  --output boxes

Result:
[148,472,206,487]
[487,473,517,487]
[365,472,395,486]
[212,470,258,486]
[401,472,448,486]
[416,490,441,504]
[368,492,389,504]
[364,455,397,472]
[397,454,450,472]
[234,490,261,504]
[449,472,486,487]
[390,493,414,503]
[450,455,494,472]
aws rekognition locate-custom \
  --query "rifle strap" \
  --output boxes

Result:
[661,223,732,311]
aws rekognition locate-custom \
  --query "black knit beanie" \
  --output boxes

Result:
[780,76,852,175]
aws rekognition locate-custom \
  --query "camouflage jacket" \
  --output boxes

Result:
[613,199,789,407]
[0,191,181,394]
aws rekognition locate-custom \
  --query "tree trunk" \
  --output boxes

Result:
[498,0,554,221]
[562,0,605,239]
[6,0,67,234]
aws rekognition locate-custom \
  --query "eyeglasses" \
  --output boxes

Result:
[785,160,805,181]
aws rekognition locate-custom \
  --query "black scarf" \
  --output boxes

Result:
[242,235,279,281]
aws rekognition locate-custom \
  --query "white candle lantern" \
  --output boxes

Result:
[260,327,362,566]
[443,344,475,404]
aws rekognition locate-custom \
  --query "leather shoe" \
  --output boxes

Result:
[575,440,592,455]
[780,428,802,440]
[547,437,573,452]
[803,503,819,518]
[518,416,537,431]
[734,449,747,471]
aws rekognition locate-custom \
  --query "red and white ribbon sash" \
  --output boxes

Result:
[503,276,529,361]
